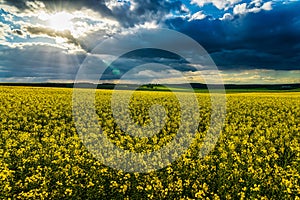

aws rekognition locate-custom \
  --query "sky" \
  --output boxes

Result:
[0,0,299,84]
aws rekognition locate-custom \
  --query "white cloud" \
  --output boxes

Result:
[233,3,247,15]
[191,0,272,13]
[105,0,130,10]
[188,11,206,21]
[191,0,241,10]
[25,1,45,10]
[220,69,300,84]
[233,1,273,15]
[219,13,234,20]
[0,4,20,14]
[114,69,223,85]
[180,4,190,13]
[0,6,122,53]
[250,0,263,7]
[119,21,160,36]
[0,22,10,40]
[136,21,160,29]
[261,1,272,11]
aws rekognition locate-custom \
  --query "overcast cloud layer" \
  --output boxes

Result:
[0,0,299,84]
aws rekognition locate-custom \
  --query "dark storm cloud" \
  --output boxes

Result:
[13,29,23,36]
[109,0,183,27]
[3,0,184,27]
[210,49,300,70]
[167,1,300,70]
[0,44,80,80]
[3,0,112,16]
[2,0,300,83]
[101,48,194,80]
[26,26,83,48]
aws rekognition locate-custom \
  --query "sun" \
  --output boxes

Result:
[48,12,74,31]
[39,11,74,32]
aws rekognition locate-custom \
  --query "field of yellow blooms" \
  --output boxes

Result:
[0,86,299,199]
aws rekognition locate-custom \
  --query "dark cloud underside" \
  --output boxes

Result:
[167,1,300,70]
[3,0,184,27]
[0,0,299,83]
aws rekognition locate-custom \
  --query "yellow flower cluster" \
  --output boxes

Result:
[0,87,299,199]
